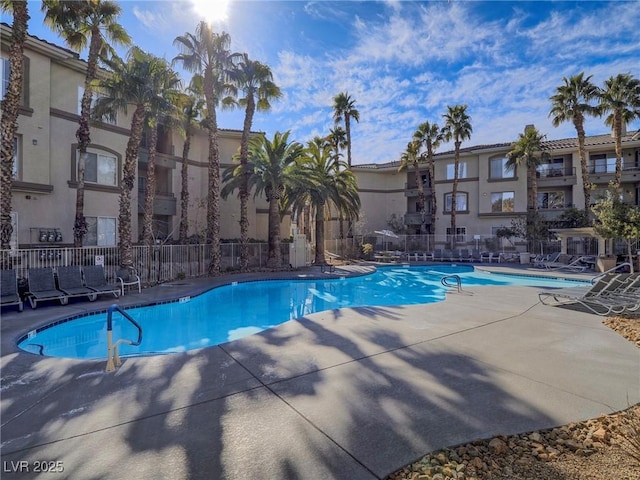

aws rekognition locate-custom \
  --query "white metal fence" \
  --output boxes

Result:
[326,234,637,258]
[1,243,292,284]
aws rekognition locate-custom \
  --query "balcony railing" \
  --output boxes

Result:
[588,163,640,175]
[404,183,432,197]
[404,212,433,225]
[537,166,575,178]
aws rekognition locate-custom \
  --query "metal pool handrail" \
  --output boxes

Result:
[441,274,462,293]
[105,304,143,372]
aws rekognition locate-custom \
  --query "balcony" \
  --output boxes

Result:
[404,212,432,225]
[404,183,432,197]
[537,166,576,187]
[588,163,640,184]
[138,149,176,169]
[137,190,177,216]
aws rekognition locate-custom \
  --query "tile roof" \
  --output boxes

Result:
[354,131,640,169]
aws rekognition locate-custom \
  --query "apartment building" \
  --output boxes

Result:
[2,24,286,250]
[352,130,640,246]
[3,24,639,253]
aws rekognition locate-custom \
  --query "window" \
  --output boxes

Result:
[537,191,565,209]
[83,216,116,246]
[78,150,117,186]
[489,157,515,179]
[446,162,466,180]
[11,136,19,179]
[491,191,514,212]
[446,226,467,243]
[1,57,8,100]
[537,157,565,177]
[590,153,616,173]
[78,86,116,124]
[419,173,430,188]
[1,54,28,106]
[444,192,468,212]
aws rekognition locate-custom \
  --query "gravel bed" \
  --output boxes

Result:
[387,315,640,480]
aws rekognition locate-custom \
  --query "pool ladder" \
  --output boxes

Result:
[105,304,143,372]
[441,274,463,293]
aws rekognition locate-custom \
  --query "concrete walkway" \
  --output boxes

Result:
[1,264,638,479]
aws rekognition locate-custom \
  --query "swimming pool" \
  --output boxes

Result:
[18,265,589,359]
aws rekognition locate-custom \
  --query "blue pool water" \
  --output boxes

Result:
[18,265,588,359]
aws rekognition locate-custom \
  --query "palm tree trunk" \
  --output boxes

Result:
[142,125,158,247]
[413,163,426,234]
[531,165,539,211]
[450,141,460,249]
[179,132,191,244]
[118,105,146,269]
[429,155,437,235]
[239,96,256,272]
[266,195,281,268]
[303,203,311,241]
[205,101,221,275]
[74,27,103,247]
[345,116,352,168]
[613,113,623,193]
[574,116,591,217]
[0,2,29,250]
[314,204,325,264]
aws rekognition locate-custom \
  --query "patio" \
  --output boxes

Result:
[1,265,638,479]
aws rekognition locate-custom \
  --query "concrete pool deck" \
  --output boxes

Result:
[1,263,638,479]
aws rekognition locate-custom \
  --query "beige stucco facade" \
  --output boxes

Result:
[3,25,290,249]
[3,25,639,251]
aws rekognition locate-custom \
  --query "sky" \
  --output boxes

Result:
[10,0,640,165]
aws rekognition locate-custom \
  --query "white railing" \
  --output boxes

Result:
[1,243,292,284]
[326,233,638,258]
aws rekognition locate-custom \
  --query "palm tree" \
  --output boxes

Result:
[286,140,360,265]
[92,47,158,270]
[228,53,281,271]
[398,140,425,232]
[598,73,640,193]
[326,126,347,238]
[549,72,599,217]
[412,121,443,234]
[173,22,237,275]
[326,126,347,162]
[442,105,472,248]
[506,126,548,219]
[176,78,205,244]
[140,59,181,248]
[222,131,304,268]
[332,92,359,168]
[41,0,130,247]
[0,0,29,251]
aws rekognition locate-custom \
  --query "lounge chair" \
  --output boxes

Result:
[26,267,68,309]
[534,252,561,268]
[458,249,472,262]
[480,252,498,263]
[433,249,444,261]
[539,273,640,315]
[56,265,97,302]
[498,252,519,263]
[1,269,23,312]
[470,249,482,263]
[116,268,141,296]
[83,265,120,298]
[541,254,590,272]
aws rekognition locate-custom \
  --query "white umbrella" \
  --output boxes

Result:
[374,230,399,250]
